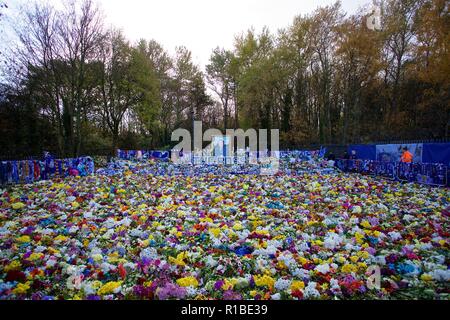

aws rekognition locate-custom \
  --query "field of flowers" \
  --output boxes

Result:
[0,160,449,300]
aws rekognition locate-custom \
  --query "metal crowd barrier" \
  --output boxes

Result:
[336,159,448,187]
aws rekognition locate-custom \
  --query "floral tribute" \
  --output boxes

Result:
[0,160,449,300]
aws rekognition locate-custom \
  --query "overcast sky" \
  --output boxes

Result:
[3,0,373,70]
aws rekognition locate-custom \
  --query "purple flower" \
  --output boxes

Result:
[156,282,186,300]
[223,290,242,300]
[23,226,35,235]
[214,280,224,290]
[133,285,153,299]
[386,254,399,264]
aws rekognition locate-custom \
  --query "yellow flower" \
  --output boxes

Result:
[255,230,270,236]
[47,247,59,254]
[254,275,275,289]
[5,260,21,272]
[314,240,323,246]
[357,251,370,259]
[358,262,367,270]
[97,281,122,295]
[28,253,44,261]
[13,283,30,295]
[200,217,213,223]
[209,228,221,238]
[54,235,69,242]
[71,202,80,209]
[355,232,365,244]
[108,252,120,263]
[360,220,371,229]
[290,280,305,292]
[12,202,26,210]
[176,276,199,288]
[169,252,188,266]
[350,256,359,263]
[298,257,309,265]
[277,260,287,270]
[342,264,358,273]
[233,223,243,231]
[420,274,433,281]
[221,278,238,290]
[16,235,31,243]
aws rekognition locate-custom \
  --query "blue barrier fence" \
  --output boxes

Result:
[117,148,327,162]
[348,142,450,165]
[0,157,95,186]
[117,150,170,160]
[336,159,449,187]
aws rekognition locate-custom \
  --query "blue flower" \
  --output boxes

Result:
[234,246,254,256]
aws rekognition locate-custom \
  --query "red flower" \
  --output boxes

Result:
[292,290,303,299]
[118,264,127,279]
[6,270,26,282]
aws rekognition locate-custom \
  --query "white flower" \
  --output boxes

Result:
[123,262,137,270]
[292,268,310,279]
[35,245,47,252]
[45,258,57,268]
[186,286,198,297]
[374,256,386,265]
[120,217,132,227]
[431,269,450,282]
[66,275,83,290]
[100,262,115,273]
[41,228,53,235]
[234,278,249,290]
[315,263,330,274]
[271,293,281,300]
[274,278,291,291]
[304,282,320,299]
[297,242,310,251]
[388,232,402,241]
[403,214,414,221]
[140,247,158,260]
[352,206,362,214]
[206,256,218,268]
[68,226,79,234]
[324,232,343,250]
[83,211,93,219]
[130,229,142,238]
[330,278,340,290]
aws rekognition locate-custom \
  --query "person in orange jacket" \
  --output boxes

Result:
[401,147,413,163]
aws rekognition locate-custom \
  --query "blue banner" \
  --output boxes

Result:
[0,156,94,186]
[348,145,377,160]
[336,159,448,187]
[422,143,450,166]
